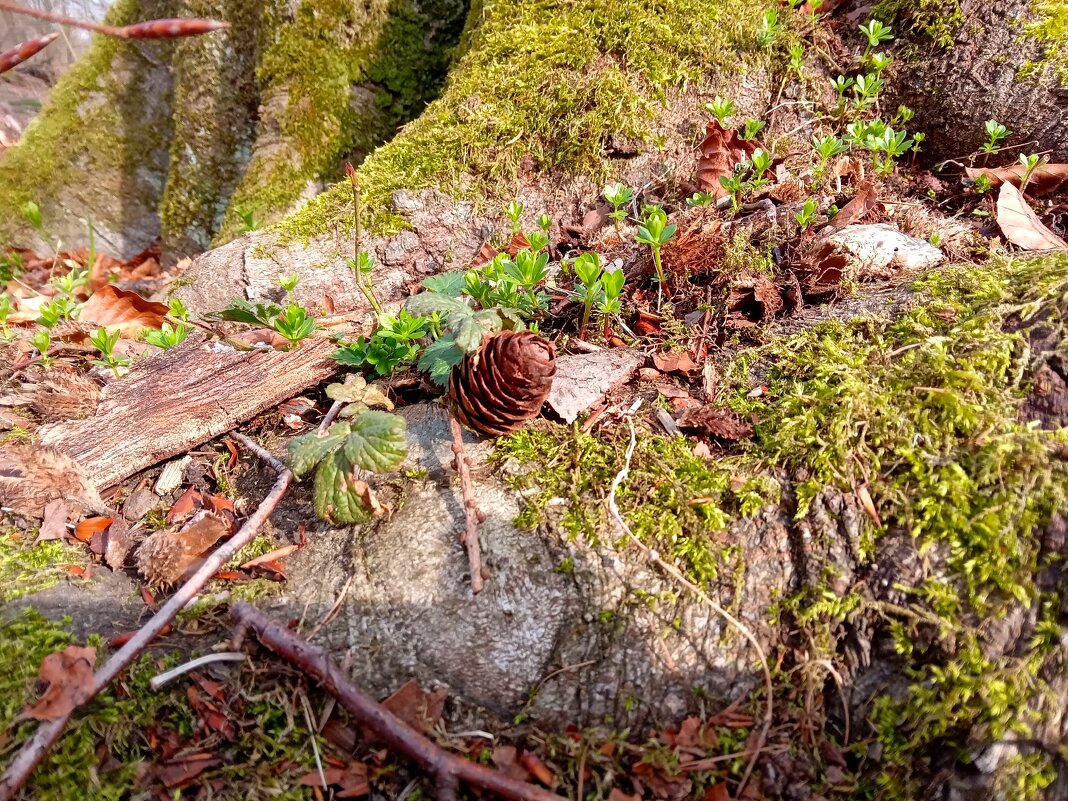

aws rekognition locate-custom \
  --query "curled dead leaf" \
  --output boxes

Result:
[996,182,1068,251]
[825,179,879,230]
[78,284,169,337]
[696,120,762,199]
[727,273,783,327]
[17,645,96,722]
[137,511,229,586]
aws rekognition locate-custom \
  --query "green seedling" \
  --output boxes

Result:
[346,251,384,316]
[272,303,316,349]
[865,126,914,175]
[31,329,52,367]
[830,75,854,116]
[571,252,603,341]
[21,200,43,232]
[536,213,552,232]
[464,250,550,319]
[719,170,746,215]
[812,135,847,180]
[704,96,736,126]
[90,327,130,376]
[1017,153,1046,195]
[788,44,804,75]
[525,229,550,253]
[0,251,24,283]
[750,148,773,182]
[595,267,625,336]
[756,8,783,47]
[851,72,884,110]
[979,119,1011,158]
[168,298,191,321]
[891,104,914,127]
[51,264,87,297]
[234,207,261,233]
[143,322,191,349]
[0,294,11,339]
[604,183,634,230]
[278,273,299,297]
[794,197,819,229]
[505,200,524,234]
[741,118,766,141]
[635,206,677,309]
[971,174,993,194]
[859,19,893,63]
[868,51,892,73]
[504,248,551,312]
[687,192,716,208]
[36,297,76,328]
[333,310,429,377]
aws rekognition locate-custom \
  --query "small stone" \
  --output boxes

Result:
[391,190,423,212]
[123,487,160,521]
[547,348,645,423]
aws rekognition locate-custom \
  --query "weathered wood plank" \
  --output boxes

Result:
[39,335,338,489]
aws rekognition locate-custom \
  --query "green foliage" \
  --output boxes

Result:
[505,199,524,233]
[36,297,76,328]
[31,329,52,367]
[462,250,551,319]
[686,191,715,208]
[740,118,766,141]
[143,321,190,349]
[703,96,736,126]
[604,182,635,229]
[794,197,819,228]
[979,119,1011,157]
[333,310,429,376]
[271,303,316,348]
[756,8,783,47]
[422,271,467,297]
[1017,152,1047,194]
[635,205,677,303]
[89,327,129,375]
[0,251,24,284]
[233,206,261,232]
[168,297,191,320]
[20,200,43,231]
[208,298,284,327]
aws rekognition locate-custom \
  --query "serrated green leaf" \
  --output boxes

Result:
[338,402,369,418]
[326,376,368,402]
[314,451,372,524]
[361,386,394,410]
[418,336,464,386]
[341,411,408,473]
[206,298,283,328]
[455,317,487,353]
[287,422,351,478]
[421,272,467,297]
[405,291,473,325]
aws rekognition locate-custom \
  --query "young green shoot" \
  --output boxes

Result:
[756,8,783,47]
[89,327,130,377]
[0,294,11,340]
[333,310,429,376]
[36,296,76,328]
[277,273,299,300]
[812,134,847,180]
[234,207,261,233]
[687,191,716,208]
[143,322,191,349]
[272,303,316,349]
[31,328,52,367]
[859,18,893,64]
[505,200,524,234]
[168,298,191,320]
[794,197,819,229]
[788,44,804,75]
[865,126,914,175]
[604,183,634,231]
[741,118,767,141]
[1018,152,1046,195]
[851,72,884,110]
[21,200,43,233]
[704,96,736,127]
[571,252,603,341]
[51,264,87,297]
[979,119,1011,159]
[595,267,625,337]
[536,213,552,233]
[635,206,677,309]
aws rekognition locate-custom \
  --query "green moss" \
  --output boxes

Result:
[872,0,963,47]
[1020,0,1068,85]
[215,0,467,242]
[0,530,86,603]
[277,0,769,242]
[0,0,174,248]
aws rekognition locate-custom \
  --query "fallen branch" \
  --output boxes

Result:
[606,405,774,798]
[231,602,565,801]
[449,413,486,594]
[0,432,291,801]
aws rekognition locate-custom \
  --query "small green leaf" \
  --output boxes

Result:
[405,292,473,325]
[421,272,467,297]
[207,298,283,328]
[418,336,464,386]
[455,317,487,353]
[288,423,351,478]
[342,411,408,473]
[314,451,372,524]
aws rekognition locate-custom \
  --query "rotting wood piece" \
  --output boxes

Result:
[39,335,338,489]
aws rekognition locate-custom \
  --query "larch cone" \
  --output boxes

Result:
[448,330,556,437]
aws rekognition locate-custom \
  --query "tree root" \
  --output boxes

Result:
[0,432,291,801]
[231,602,566,801]
[449,413,487,594]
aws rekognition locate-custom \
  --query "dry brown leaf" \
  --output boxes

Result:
[104,515,132,570]
[36,499,70,543]
[137,511,229,586]
[78,285,168,337]
[652,351,699,375]
[676,406,753,441]
[240,543,300,569]
[0,443,104,518]
[696,120,762,199]
[520,751,556,787]
[156,753,223,789]
[17,645,96,722]
[996,182,1068,251]
[826,179,879,230]
[794,241,848,300]
[966,163,1068,198]
[299,763,369,797]
[74,515,113,543]
[167,486,203,522]
[381,679,447,734]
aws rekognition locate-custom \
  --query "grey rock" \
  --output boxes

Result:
[123,487,161,522]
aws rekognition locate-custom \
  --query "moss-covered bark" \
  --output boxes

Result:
[0,0,176,259]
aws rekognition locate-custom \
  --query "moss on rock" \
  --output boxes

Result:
[276,0,770,242]
[1021,0,1068,85]
[873,0,964,46]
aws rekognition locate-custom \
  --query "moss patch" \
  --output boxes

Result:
[1021,0,1068,85]
[0,530,87,603]
[277,0,770,242]
[872,0,964,47]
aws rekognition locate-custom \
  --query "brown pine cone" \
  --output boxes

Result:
[448,330,556,437]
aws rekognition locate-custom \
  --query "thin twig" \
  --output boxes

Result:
[0,433,291,801]
[149,652,246,690]
[0,0,128,36]
[449,414,485,594]
[231,602,566,801]
[300,692,328,790]
[305,574,354,640]
[606,406,774,798]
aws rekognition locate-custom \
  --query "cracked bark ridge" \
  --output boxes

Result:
[449,331,556,437]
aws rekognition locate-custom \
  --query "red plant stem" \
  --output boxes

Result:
[449,414,485,594]
[0,0,228,39]
[231,602,566,801]
[0,433,290,801]
[0,32,58,74]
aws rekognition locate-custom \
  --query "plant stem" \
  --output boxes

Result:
[652,246,665,309]
[346,163,383,316]
[579,298,593,341]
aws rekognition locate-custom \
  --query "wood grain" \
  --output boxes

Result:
[39,335,338,489]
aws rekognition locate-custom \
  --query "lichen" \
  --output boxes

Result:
[275,0,769,243]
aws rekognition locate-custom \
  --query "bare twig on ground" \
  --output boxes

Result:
[231,602,566,801]
[449,414,486,594]
[606,405,774,798]
[0,432,290,801]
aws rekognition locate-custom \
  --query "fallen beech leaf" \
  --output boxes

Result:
[652,351,699,375]
[676,406,753,441]
[996,182,1068,251]
[36,499,70,543]
[17,645,96,721]
[0,443,104,518]
[471,241,499,267]
[966,163,1068,198]
[381,679,447,734]
[697,120,762,199]
[104,516,132,570]
[519,751,556,787]
[78,284,168,337]
[241,543,301,569]
[75,516,113,543]
[109,624,171,648]
[656,383,691,400]
[206,493,236,517]
[167,486,203,522]
[63,564,88,577]
[137,512,229,587]
[827,179,879,229]
[705,783,730,801]
[213,570,250,581]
